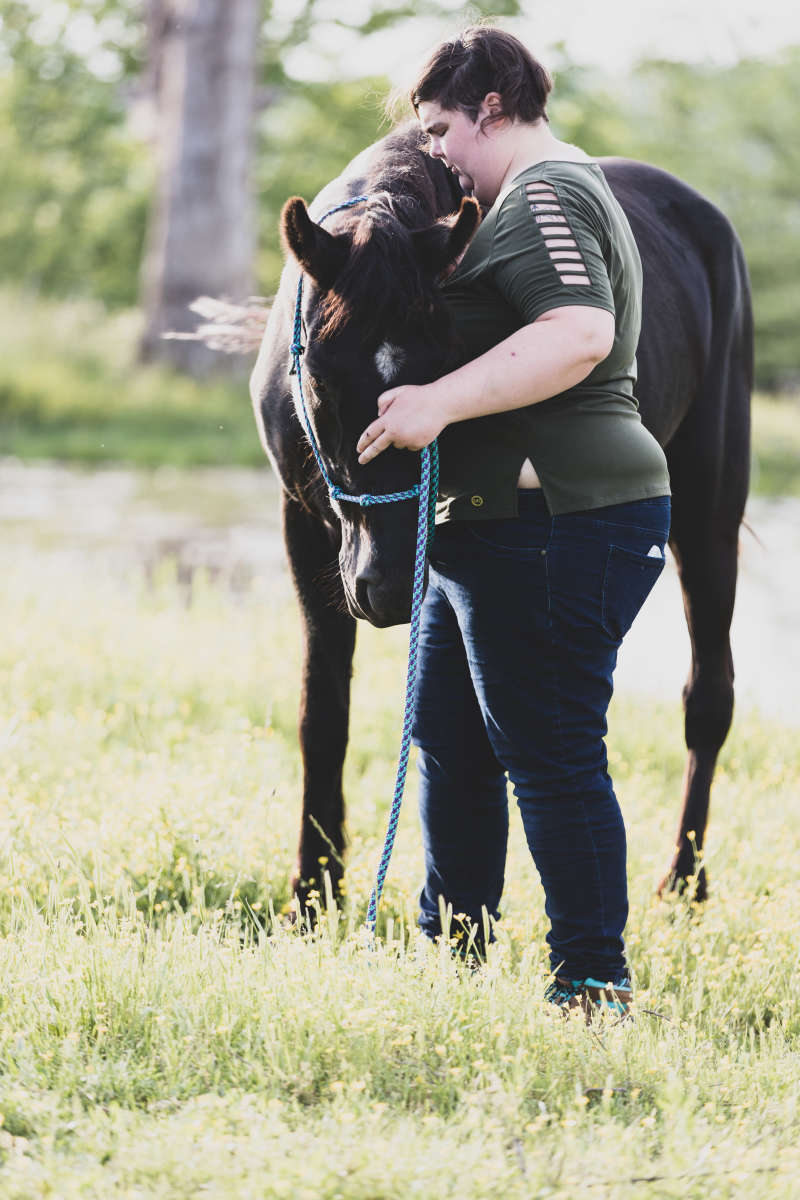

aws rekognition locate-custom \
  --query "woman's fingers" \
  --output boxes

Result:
[357,384,440,462]
[376,389,398,414]
[356,422,383,454]
[358,427,394,464]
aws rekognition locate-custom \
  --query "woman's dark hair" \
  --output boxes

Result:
[410,26,552,129]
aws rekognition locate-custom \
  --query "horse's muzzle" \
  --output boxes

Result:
[347,564,417,628]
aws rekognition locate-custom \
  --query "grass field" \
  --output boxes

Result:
[0,292,262,468]
[2,289,800,494]
[2,544,800,1197]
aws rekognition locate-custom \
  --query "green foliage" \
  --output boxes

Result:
[0,0,520,310]
[255,77,392,288]
[617,51,800,391]
[0,290,261,466]
[0,0,150,306]
[0,2,799,386]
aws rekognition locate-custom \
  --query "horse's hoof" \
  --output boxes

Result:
[290,868,344,929]
[656,864,708,904]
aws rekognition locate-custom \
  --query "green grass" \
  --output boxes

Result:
[1,547,800,1196]
[749,392,800,496]
[2,289,800,495]
[0,291,262,468]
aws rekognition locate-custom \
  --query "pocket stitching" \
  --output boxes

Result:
[601,543,665,640]
[464,525,546,555]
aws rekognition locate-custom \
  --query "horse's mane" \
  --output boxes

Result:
[318,196,430,342]
[318,128,460,343]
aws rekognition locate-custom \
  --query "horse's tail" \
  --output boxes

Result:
[698,203,754,505]
[162,296,272,355]
[702,208,754,403]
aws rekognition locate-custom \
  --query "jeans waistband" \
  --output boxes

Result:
[516,490,671,523]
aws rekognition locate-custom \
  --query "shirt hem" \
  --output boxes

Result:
[436,480,671,524]
[543,481,672,517]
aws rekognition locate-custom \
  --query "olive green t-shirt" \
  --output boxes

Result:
[436,160,671,520]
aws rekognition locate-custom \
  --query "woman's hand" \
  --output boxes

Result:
[357,384,448,464]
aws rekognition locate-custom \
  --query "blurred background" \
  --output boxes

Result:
[1,0,799,718]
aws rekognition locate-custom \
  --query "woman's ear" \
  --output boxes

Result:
[483,91,503,116]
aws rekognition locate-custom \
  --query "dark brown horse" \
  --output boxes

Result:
[249,125,752,912]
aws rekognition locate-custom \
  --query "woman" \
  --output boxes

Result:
[356,27,671,1017]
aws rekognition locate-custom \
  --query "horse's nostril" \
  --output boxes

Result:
[355,565,381,589]
[353,568,379,615]
[352,566,415,629]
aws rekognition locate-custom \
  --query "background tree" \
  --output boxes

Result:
[0,0,148,307]
[0,2,797,388]
[138,0,260,376]
[137,0,523,375]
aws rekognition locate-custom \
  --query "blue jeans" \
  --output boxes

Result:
[412,490,671,979]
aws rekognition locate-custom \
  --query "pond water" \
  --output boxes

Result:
[2,458,798,724]
[0,459,285,594]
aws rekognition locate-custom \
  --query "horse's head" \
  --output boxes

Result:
[281,191,479,627]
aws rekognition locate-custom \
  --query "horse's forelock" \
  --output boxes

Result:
[317,197,432,344]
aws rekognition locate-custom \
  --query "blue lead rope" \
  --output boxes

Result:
[365,441,438,936]
[290,195,439,938]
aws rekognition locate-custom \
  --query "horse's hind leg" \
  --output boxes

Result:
[282,493,356,911]
[661,517,737,899]
[661,408,749,901]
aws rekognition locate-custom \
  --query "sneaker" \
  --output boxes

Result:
[544,975,633,1022]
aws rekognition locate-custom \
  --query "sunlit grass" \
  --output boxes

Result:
[750,391,800,496]
[1,546,799,1195]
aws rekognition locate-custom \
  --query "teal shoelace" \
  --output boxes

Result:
[544,976,631,1015]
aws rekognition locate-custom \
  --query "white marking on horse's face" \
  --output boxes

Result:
[374,342,405,385]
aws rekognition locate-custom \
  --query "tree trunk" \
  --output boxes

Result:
[139,0,258,376]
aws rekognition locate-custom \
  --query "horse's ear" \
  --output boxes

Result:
[411,197,481,276]
[443,196,481,263]
[280,197,349,291]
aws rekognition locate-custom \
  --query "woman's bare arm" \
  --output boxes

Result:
[356,305,615,464]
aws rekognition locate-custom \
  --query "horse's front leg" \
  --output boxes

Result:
[282,492,356,913]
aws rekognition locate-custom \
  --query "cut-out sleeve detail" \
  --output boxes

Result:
[492,177,616,324]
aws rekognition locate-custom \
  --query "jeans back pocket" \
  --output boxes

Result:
[601,544,665,643]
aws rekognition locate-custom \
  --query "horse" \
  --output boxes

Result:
[249,124,752,915]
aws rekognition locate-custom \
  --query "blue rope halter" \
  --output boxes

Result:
[289,195,439,938]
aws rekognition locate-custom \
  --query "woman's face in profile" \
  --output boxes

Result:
[417,100,487,202]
